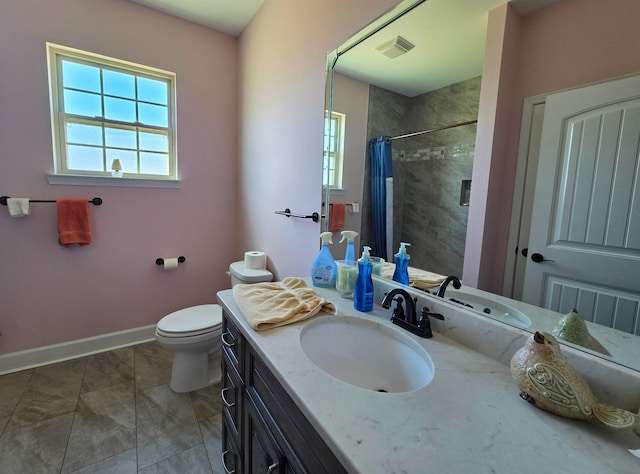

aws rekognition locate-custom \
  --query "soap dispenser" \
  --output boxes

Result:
[392,242,411,285]
[354,246,374,312]
[311,232,337,288]
[340,230,358,261]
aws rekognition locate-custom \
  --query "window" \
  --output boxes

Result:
[47,43,177,182]
[323,111,345,189]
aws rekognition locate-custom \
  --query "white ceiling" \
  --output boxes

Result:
[129,0,264,36]
[334,0,561,97]
[334,0,508,97]
[129,0,560,96]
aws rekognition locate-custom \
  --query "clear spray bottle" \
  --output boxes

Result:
[311,232,337,288]
[340,230,358,261]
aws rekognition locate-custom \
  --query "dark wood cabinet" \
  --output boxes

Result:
[221,310,347,474]
[246,396,284,473]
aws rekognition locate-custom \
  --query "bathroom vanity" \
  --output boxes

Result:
[220,310,346,473]
[217,283,640,473]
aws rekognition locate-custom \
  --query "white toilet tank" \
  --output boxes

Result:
[229,260,273,287]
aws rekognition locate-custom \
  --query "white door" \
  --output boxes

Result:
[522,75,640,335]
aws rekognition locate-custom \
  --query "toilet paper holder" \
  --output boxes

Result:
[156,256,186,266]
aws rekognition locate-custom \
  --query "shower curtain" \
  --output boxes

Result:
[370,136,393,260]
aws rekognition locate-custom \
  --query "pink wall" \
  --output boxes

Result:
[465,0,640,294]
[329,72,370,258]
[237,0,399,279]
[0,0,238,354]
[463,4,519,290]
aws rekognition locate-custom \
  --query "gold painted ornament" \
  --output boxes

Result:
[510,332,637,430]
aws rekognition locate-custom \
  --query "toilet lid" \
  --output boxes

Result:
[157,304,222,334]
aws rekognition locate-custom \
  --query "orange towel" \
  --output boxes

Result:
[57,199,93,246]
[328,202,346,232]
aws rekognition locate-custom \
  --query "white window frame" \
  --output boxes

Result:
[46,43,179,187]
[323,111,346,190]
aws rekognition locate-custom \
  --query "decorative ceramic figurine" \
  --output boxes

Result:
[551,308,611,356]
[510,331,637,430]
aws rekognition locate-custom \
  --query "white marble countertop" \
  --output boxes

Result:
[217,284,640,474]
[441,284,640,371]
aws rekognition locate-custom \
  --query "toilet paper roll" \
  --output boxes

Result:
[244,251,266,270]
[162,257,179,270]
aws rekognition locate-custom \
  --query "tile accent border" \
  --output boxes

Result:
[0,325,156,375]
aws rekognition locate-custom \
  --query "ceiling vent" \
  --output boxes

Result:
[375,36,415,59]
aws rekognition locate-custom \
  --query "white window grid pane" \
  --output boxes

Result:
[140,152,170,175]
[63,89,102,117]
[61,61,101,93]
[104,96,136,122]
[62,117,171,175]
[67,144,104,171]
[66,121,103,146]
[323,152,337,188]
[103,69,135,99]
[106,149,137,173]
[140,130,169,152]
[51,45,176,179]
[105,126,137,150]
[137,77,168,105]
[323,111,345,189]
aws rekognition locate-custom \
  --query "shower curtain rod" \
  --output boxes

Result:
[386,119,478,142]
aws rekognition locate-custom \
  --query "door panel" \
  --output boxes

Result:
[544,276,640,335]
[523,74,640,334]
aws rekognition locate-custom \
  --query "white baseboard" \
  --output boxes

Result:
[0,325,157,375]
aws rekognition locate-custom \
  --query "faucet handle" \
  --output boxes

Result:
[421,306,444,321]
[417,307,445,338]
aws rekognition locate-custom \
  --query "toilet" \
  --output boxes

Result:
[155,261,272,393]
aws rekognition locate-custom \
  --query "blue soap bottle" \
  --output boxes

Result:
[311,232,337,288]
[354,246,374,312]
[392,242,411,285]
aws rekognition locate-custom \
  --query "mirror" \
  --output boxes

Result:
[324,0,640,371]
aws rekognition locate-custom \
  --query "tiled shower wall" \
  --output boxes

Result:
[363,76,480,276]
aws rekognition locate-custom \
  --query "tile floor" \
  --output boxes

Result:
[0,342,224,473]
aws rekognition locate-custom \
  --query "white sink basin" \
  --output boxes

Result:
[300,315,434,393]
[445,289,531,329]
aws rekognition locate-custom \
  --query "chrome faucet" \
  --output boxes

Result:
[435,276,461,298]
[381,288,417,325]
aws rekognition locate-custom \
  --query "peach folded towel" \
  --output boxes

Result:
[233,277,336,331]
[57,199,92,246]
[379,262,446,290]
[328,202,346,232]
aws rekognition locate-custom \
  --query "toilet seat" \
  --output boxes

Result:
[157,304,222,338]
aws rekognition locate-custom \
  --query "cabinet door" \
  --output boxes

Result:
[248,348,347,474]
[222,416,241,474]
[245,396,286,474]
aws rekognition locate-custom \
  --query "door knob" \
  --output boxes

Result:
[531,252,554,263]
[521,248,528,257]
